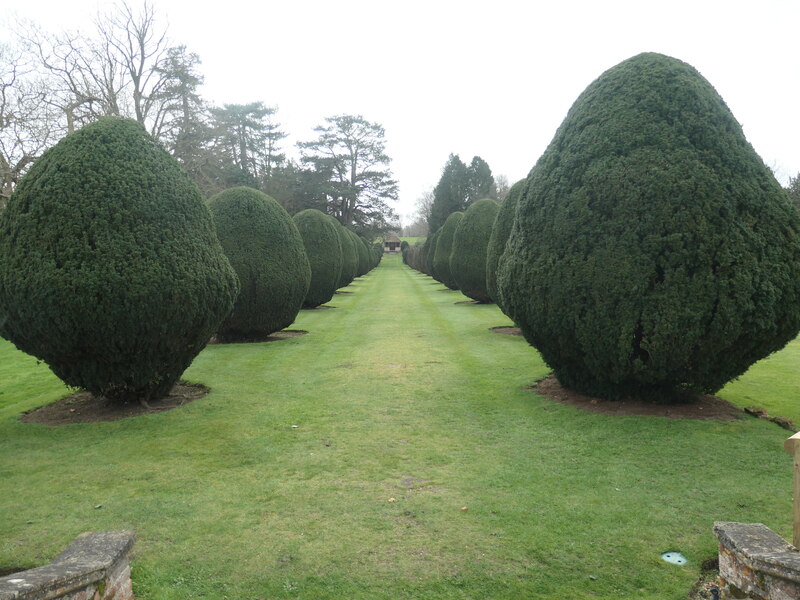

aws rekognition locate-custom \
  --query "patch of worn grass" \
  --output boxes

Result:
[0,254,795,599]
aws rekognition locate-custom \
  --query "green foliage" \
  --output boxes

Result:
[208,187,310,340]
[0,117,239,402]
[429,155,496,234]
[298,115,399,235]
[293,209,343,307]
[497,52,800,400]
[334,221,359,288]
[450,199,499,303]
[785,173,800,209]
[486,180,525,316]
[432,212,463,289]
[428,154,468,234]
[466,156,496,204]
[424,231,439,276]
[353,232,371,277]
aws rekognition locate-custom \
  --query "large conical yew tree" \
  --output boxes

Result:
[450,198,499,303]
[208,187,310,341]
[497,53,800,401]
[0,117,239,403]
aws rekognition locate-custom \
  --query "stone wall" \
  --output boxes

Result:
[0,531,134,600]
[714,522,800,599]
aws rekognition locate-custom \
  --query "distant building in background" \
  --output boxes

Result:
[383,233,401,253]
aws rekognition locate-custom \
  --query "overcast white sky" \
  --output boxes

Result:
[7,0,800,224]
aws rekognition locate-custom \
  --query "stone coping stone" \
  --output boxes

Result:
[713,522,794,556]
[0,531,135,600]
[714,521,800,584]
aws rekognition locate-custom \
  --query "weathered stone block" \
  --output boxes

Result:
[714,522,800,600]
[0,531,135,600]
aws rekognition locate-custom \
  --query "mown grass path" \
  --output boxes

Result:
[0,254,796,599]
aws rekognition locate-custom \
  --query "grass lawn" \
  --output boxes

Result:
[400,237,425,245]
[0,254,796,599]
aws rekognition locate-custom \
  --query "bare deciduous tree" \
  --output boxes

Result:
[0,42,62,209]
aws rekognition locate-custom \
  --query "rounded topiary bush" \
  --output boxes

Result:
[486,179,525,316]
[432,212,463,289]
[208,187,310,341]
[422,233,438,276]
[293,209,343,308]
[0,117,239,402]
[450,198,499,303]
[354,234,371,277]
[338,225,359,288]
[497,52,800,401]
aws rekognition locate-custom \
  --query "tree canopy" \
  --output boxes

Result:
[299,114,399,237]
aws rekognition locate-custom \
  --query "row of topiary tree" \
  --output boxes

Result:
[0,117,381,405]
[403,198,500,303]
[408,52,800,403]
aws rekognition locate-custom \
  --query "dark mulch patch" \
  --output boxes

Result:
[20,382,209,426]
[335,290,353,294]
[209,329,308,345]
[688,557,721,599]
[490,326,523,336]
[455,300,481,305]
[532,374,740,421]
[303,305,337,310]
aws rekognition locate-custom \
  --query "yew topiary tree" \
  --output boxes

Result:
[327,217,358,289]
[0,117,239,403]
[293,209,343,308]
[497,52,800,401]
[432,211,463,289]
[208,187,310,341]
[486,179,525,317]
[354,234,371,277]
[450,198,499,303]
[421,233,437,276]
[339,227,360,288]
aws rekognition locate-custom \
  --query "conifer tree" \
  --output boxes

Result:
[0,117,239,402]
[497,53,800,400]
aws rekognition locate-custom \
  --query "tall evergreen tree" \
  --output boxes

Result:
[466,156,496,204]
[428,154,468,234]
[298,114,398,234]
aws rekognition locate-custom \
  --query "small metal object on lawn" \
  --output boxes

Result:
[660,551,687,565]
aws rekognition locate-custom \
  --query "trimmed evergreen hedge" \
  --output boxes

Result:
[432,212,463,289]
[293,209,343,308]
[328,217,358,289]
[450,198,499,303]
[0,117,239,402]
[497,52,800,400]
[486,180,525,316]
[354,235,371,277]
[208,187,310,340]
[422,233,438,276]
